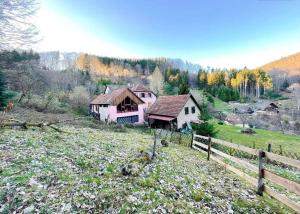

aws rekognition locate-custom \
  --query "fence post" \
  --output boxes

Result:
[279,145,283,155]
[152,131,157,160]
[190,132,194,148]
[267,143,272,164]
[257,150,265,196]
[267,143,272,152]
[207,137,212,161]
[179,133,182,145]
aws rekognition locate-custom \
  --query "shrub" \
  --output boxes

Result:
[199,104,211,121]
[0,70,16,110]
[69,86,90,115]
[207,95,214,104]
[207,86,239,102]
[192,122,218,137]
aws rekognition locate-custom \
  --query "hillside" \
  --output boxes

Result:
[261,52,300,76]
[0,126,289,213]
[39,52,201,77]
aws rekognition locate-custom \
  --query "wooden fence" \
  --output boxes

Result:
[192,134,300,213]
[155,129,193,147]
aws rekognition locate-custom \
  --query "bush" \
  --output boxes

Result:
[199,104,211,121]
[218,121,224,125]
[192,122,218,137]
[0,70,16,110]
[164,82,178,95]
[18,94,68,113]
[207,95,214,104]
[207,86,239,102]
[69,86,90,115]
[265,91,281,99]
[97,78,113,86]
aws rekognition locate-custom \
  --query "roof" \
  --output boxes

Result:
[90,88,144,105]
[147,94,197,117]
[148,115,175,121]
[105,85,128,94]
[132,84,152,92]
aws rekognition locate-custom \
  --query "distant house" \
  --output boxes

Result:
[147,94,200,130]
[90,88,145,124]
[132,84,157,109]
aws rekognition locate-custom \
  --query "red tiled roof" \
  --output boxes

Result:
[90,88,144,105]
[90,88,125,104]
[147,95,191,117]
[132,84,151,92]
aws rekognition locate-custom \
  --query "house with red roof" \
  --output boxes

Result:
[90,88,145,124]
[147,94,200,130]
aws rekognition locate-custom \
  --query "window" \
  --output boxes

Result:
[141,93,145,98]
[117,115,139,124]
[96,105,99,112]
[185,107,189,115]
[148,93,152,97]
[117,97,138,112]
[191,106,195,114]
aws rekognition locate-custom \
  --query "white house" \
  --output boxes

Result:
[147,94,201,130]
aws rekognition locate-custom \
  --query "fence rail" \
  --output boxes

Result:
[192,134,300,213]
[155,129,193,147]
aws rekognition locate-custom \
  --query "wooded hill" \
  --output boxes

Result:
[261,52,300,76]
[39,52,201,78]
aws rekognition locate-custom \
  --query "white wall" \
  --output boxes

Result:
[91,104,109,122]
[134,91,157,109]
[177,97,200,129]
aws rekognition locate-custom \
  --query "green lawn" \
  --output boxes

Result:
[215,124,300,155]
[190,89,232,113]
[213,97,232,113]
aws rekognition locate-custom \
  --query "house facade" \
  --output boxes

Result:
[132,84,157,109]
[90,88,145,124]
[147,94,200,130]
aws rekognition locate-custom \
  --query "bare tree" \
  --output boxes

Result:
[6,60,47,103]
[0,0,39,50]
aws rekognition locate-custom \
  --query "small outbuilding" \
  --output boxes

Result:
[147,94,200,130]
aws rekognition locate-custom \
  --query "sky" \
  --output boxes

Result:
[34,0,300,69]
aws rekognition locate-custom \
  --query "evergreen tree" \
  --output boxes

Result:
[178,82,189,95]
[192,104,218,137]
[198,69,208,89]
[178,71,190,95]
[0,70,9,110]
[164,82,176,95]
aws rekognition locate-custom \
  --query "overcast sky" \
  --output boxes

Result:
[34,0,300,69]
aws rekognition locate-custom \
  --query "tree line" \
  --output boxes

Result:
[197,68,273,101]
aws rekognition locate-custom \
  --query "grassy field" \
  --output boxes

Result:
[215,123,300,155]
[213,97,232,113]
[0,124,291,213]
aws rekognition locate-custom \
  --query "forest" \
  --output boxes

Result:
[0,49,280,114]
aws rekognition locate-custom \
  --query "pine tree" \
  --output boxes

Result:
[178,71,190,95]
[178,82,189,95]
[0,70,9,110]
